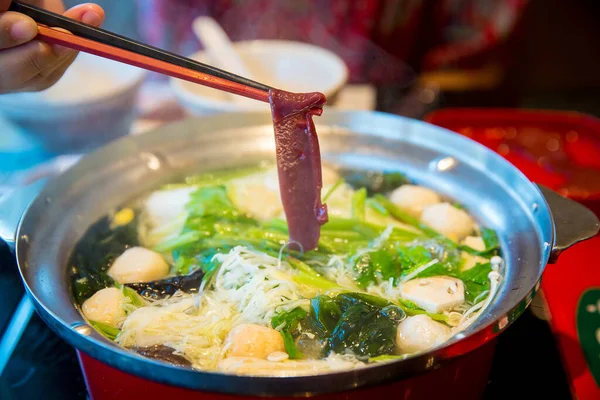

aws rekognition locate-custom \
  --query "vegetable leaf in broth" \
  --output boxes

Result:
[122,286,145,308]
[397,245,434,269]
[351,188,367,222]
[458,262,493,303]
[460,227,500,258]
[272,306,308,332]
[89,321,121,340]
[184,186,257,235]
[374,195,439,237]
[482,228,499,250]
[271,307,309,359]
[369,354,407,363]
[281,331,303,359]
[366,198,389,216]
[353,249,398,289]
[396,299,448,323]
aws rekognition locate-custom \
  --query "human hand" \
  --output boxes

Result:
[0,0,104,94]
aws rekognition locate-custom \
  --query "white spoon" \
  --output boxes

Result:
[192,17,260,106]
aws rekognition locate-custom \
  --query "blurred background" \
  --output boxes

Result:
[2,0,600,176]
[1,1,600,399]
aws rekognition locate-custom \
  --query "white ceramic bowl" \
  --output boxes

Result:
[170,40,349,116]
[0,52,146,154]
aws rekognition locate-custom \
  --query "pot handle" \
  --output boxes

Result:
[0,179,47,253]
[538,184,600,263]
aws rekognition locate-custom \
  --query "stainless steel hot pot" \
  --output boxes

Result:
[1,110,598,399]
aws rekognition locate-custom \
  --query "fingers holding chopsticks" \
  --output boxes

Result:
[0,1,104,93]
[54,3,104,55]
[0,10,37,49]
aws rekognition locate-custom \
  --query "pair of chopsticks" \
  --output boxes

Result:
[9,1,272,103]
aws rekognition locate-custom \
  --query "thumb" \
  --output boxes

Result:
[52,3,105,57]
[63,3,105,26]
[0,11,38,50]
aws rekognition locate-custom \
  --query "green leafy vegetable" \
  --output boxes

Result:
[272,307,308,331]
[323,217,420,242]
[288,258,345,291]
[366,198,389,216]
[353,249,398,288]
[374,195,441,238]
[396,239,464,280]
[397,245,434,269]
[369,354,406,363]
[481,228,499,250]
[271,307,309,359]
[172,254,197,275]
[460,228,500,258]
[153,231,202,253]
[458,262,493,303]
[185,185,237,217]
[281,331,303,359]
[122,286,145,308]
[396,299,448,322]
[351,188,367,222]
[90,321,121,340]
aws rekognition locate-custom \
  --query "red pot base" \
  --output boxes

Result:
[78,340,496,400]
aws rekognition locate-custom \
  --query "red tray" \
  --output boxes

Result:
[425,107,600,400]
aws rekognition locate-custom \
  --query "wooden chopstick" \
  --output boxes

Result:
[36,25,270,102]
[10,1,272,103]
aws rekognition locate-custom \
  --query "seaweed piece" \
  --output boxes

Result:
[132,345,192,368]
[327,302,401,358]
[70,211,140,305]
[310,296,342,336]
[308,293,405,359]
[125,269,205,300]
